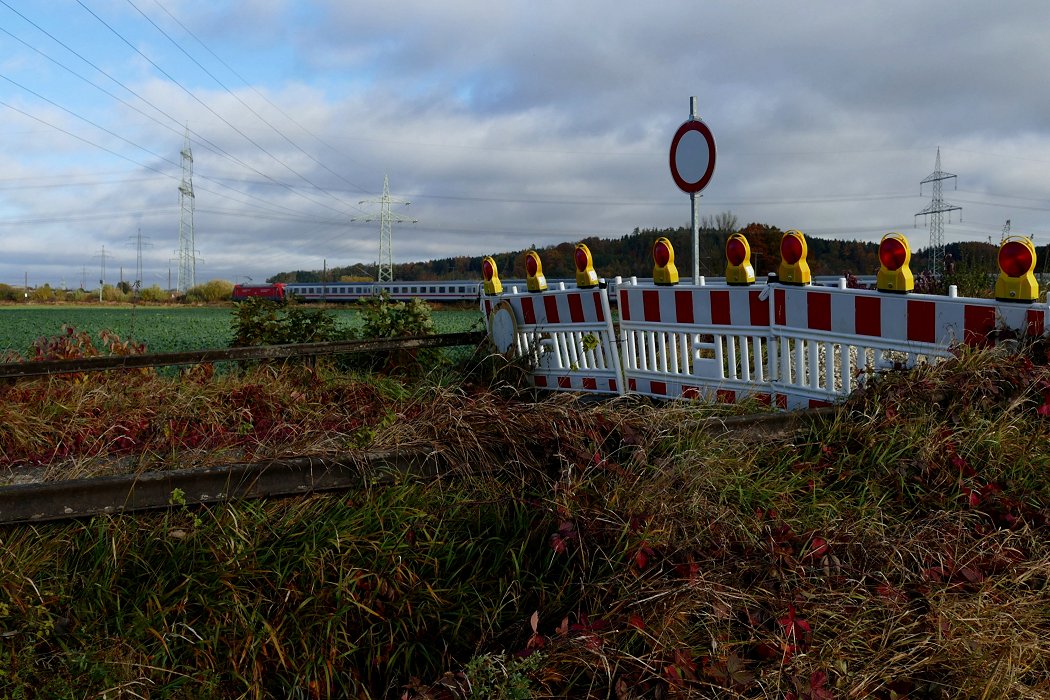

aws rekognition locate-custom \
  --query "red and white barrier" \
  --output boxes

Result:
[484,278,1049,409]
[481,284,623,395]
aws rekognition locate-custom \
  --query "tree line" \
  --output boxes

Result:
[268,214,1005,284]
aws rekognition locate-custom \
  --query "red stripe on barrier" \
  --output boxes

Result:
[620,290,631,321]
[682,385,701,399]
[776,395,788,409]
[755,393,771,406]
[906,300,936,343]
[808,292,831,331]
[534,375,547,387]
[628,378,637,391]
[543,295,561,324]
[855,296,881,337]
[750,290,769,326]
[484,300,492,316]
[651,381,667,395]
[716,389,736,403]
[711,290,731,325]
[568,293,584,323]
[609,379,617,392]
[775,289,787,326]
[557,376,571,389]
[964,305,996,347]
[1027,309,1044,337]
[583,377,597,390]
[521,296,537,325]
[593,291,605,322]
[809,399,834,409]
[643,290,661,322]
[675,290,694,324]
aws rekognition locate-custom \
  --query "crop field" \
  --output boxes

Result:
[0,304,484,357]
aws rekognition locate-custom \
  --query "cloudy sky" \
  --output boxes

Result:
[2,0,1049,288]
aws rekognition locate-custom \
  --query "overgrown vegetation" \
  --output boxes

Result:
[1,327,1049,698]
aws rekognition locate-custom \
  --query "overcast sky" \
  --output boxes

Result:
[2,0,1050,288]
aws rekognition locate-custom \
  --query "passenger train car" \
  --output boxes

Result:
[233,280,487,304]
[232,275,876,305]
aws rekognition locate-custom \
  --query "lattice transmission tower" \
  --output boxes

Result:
[915,148,961,276]
[176,131,196,293]
[353,175,416,283]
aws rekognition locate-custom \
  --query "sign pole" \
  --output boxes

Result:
[669,95,716,285]
[689,97,700,285]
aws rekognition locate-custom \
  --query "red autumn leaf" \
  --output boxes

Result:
[627,613,646,630]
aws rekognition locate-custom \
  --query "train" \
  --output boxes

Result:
[231,280,484,303]
[230,275,879,305]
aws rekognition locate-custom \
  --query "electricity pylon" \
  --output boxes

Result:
[353,175,416,283]
[915,148,961,276]
[176,131,196,293]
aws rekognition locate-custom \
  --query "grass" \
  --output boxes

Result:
[1,341,1049,698]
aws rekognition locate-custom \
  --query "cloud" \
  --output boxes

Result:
[4,1,1050,287]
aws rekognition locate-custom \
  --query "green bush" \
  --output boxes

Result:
[184,279,234,303]
[230,298,346,347]
[351,294,442,374]
[0,283,17,301]
[137,285,169,303]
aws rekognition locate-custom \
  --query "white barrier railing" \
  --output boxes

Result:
[484,279,1049,408]
[482,283,623,395]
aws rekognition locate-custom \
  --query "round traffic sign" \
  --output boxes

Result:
[669,119,716,194]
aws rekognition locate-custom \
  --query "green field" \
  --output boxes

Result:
[0,304,485,357]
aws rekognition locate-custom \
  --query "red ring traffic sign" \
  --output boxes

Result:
[669,119,716,194]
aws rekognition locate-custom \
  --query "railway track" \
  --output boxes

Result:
[0,408,837,525]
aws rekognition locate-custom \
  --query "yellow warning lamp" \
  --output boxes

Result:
[482,256,503,296]
[525,250,548,293]
[778,229,812,285]
[652,237,679,285]
[876,233,914,293]
[574,243,599,288]
[994,236,1038,302]
[725,233,756,285]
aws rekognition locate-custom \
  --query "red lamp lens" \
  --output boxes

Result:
[879,238,907,271]
[483,259,493,281]
[726,237,746,266]
[526,254,538,276]
[575,248,589,272]
[1000,241,1033,277]
[781,235,803,264]
[653,242,670,267]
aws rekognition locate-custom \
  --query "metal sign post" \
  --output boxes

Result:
[669,96,717,285]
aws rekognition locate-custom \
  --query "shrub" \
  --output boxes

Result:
[351,294,442,374]
[137,284,169,303]
[184,279,234,303]
[230,298,345,347]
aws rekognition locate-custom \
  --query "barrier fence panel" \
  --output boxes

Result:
[484,279,1049,409]
[616,281,778,404]
[482,285,623,395]
[767,283,1048,409]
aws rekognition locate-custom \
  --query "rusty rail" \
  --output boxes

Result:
[0,331,486,379]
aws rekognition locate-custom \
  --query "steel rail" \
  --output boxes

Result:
[0,331,487,379]
[0,450,444,525]
[0,407,838,526]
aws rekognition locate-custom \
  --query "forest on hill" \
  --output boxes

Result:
[269,215,1003,284]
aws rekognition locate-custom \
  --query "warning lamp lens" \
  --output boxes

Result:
[654,241,671,267]
[726,237,747,266]
[1000,241,1033,277]
[575,247,589,272]
[525,254,538,276]
[483,259,493,281]
[781,234,803,264]
[879,237,908,271]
